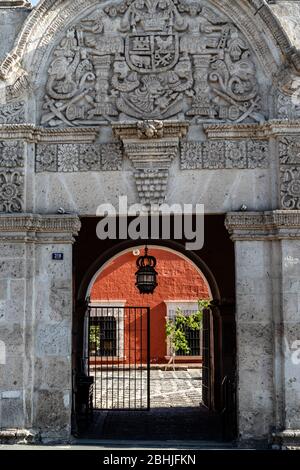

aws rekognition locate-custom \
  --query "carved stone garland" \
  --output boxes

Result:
[41,0,265,127]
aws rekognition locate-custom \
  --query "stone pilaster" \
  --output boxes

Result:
[0,214,81,444]
[225,210,300,449]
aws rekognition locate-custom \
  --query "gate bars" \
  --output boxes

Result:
[87,306,150,411]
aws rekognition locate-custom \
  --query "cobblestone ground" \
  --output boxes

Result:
[91,368,202,409]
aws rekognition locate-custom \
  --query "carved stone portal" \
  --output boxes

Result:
[113,120,188,207]
[41,0,265,127]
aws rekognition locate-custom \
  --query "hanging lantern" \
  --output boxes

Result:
[135,246,158,294]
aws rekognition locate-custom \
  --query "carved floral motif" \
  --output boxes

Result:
[180,140,269,170]
[0,170,23,213]
[35,143,122,172]
[0,141,24,213]
[180,141,202,169]
[41,0,265,127]
[0,141,24,168]
[0,102,25,124]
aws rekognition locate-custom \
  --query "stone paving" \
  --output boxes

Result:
[91,368,202,409]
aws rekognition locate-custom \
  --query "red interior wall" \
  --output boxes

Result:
[91,248,210,363]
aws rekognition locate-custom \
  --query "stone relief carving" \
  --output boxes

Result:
[0,170,23,213]
[279,137,300,209]
[35,143,122,172]
[180,140,269,170]
[113,121,187,206]
[0,102,25,124]
[137,120,164,139]
[0,141,24,213]
[41,0,265,127]
[0,141,24,168]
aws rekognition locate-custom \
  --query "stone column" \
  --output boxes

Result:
[0,214,81,444]
[225,211,300,449]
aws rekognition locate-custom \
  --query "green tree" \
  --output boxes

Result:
[165,299,211,368]
[89,325,100,354]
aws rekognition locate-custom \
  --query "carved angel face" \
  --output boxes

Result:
[113,60,129,77]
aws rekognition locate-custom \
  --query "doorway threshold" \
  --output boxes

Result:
[72,438,236,450]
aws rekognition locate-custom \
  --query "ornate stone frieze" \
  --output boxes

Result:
[113,120,187,206]
[35,142,122,172]
[279,137,300,210]
[40,0,266,127]
[0,141,24,167]
[225,210,300,241]
[180,140,269,170]
[0,102,25,124]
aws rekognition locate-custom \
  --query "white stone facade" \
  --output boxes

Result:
[0,0,299,448]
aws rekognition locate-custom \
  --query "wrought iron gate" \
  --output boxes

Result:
[87,306,150,411]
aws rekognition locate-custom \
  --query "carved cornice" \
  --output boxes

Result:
[225,210,300,240]
[0,214,81,241]
[204,120,300,139]
[0,125,98,143]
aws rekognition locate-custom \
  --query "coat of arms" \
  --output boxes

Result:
[125,33,179,73]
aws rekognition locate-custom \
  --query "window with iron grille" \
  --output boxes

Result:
[175,325,201,356]
[165,301,202,357]
[90,316,117,356]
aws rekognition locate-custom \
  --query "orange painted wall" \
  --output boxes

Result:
[90,248,210,363]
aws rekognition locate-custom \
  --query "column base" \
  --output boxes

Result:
[272,430,300,450]
[0,429,40,445]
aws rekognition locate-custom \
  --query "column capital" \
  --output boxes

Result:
[0,213,81,243]
[225,210,300,241]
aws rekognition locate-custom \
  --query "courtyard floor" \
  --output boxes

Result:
[79,368,222,441]
[90,368,202,409]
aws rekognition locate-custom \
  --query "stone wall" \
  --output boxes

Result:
[0,0,300,448]
[0,215,80,443]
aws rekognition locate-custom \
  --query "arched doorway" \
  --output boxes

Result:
[72,216,237,443]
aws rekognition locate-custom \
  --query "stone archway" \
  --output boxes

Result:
[72,215,236,440]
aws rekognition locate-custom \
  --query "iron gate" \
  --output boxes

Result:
[87,306,150,411]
